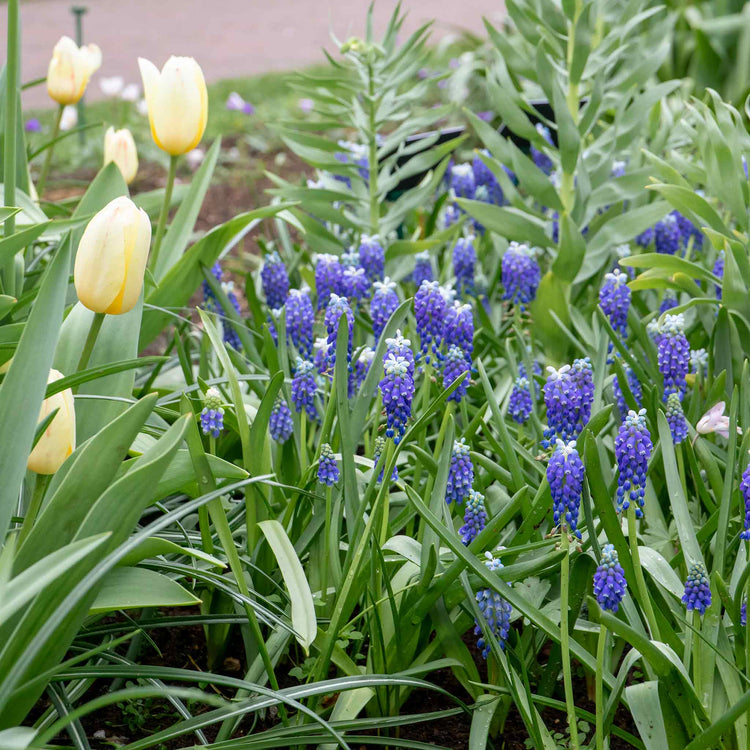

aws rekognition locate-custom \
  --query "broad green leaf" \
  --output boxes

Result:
[457,199,552,248]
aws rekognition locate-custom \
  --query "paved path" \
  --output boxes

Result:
[6,0,505,109]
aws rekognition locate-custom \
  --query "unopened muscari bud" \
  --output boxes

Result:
[459,490,487,545]
[318,443,339,486]
[682,562,711,615]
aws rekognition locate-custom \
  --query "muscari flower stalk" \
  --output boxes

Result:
[446,438,474,504]
[200,387,224,438]
[659,290,679,316]
[635,225,654,248]
[313,336,330,376]
[673,210,702,251]
[613,364,642,418]
[690,348,708,377]
[379,354,415,445]
[611,160,627,179]
[713,251,724,300]
[666,392,688,445]
[350,346,374,396]
[615,409,652,518]
[571,357,594,431]
[412,251,434,287]
[502,242,541,307]
[519,360,543,380]
[453,235,476,298]
[269,396,293,443]
[542,365,583,448]
[202,262,242,349]
[443,346,471,403]
[509,376,533,424]
[318,443,340,485]
[385,330,415,377]
[315,254,344,311]
[291,358,318,421]
[370,279,399,341]
[358,234,385,284]
[682,562,712,615]
[373,435,398,483]
[414,280,447,364]
[342,266,370,307]
[260,250,289,309]
[324,294,354,371]
[474,553,513,657]
[443,301,474,359]
[472,149,504,205]
[657,313,689,401]
[285,289,314,359]
[442,203,461,229]
[547,439,584,538]
[739,461,750,540]
[449,162,476,200]
[599,271,631,340]
[530,123,554,175]
[593,544,627,613]
[459,489,487,545]
[654,214,681,255]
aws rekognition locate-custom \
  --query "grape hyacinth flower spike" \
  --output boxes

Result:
[414,280,447,364]
[472,149,504,205]
[682,562,712,615]
[739,459,750,540]
[657,313,689,401]
[313,336,330,376]
[615,409,652,517]
[571,357,594,431]
[314,254,344,311]
[459,489,487,545]
[446,438,474,504]
[509,376,533,424]
[379,354,415,444]
[269,396,293,443]
[449,162,476,201]
[593,544,627,612]
[542,365,582,447]
[443,345,471,403]
[502,242,541,307]
[317,443,339,486]
[659,290,678,315]
[412,251,434,287]
[358,234,385,283]
[200,387,224,438]
[666,392,688,444]
[474,553,513,657]
[443,301,474,358]
[654,213,681,255]
[370,278,399,341]
[291,358,318,421]
[452,235,476,298]
[385,330,415,376]
[285,289,314,359]
[260,250,289,309]
[547,439,585,538]
[599,271,631,340]
[342,266,370,307]
[324,294,354,371]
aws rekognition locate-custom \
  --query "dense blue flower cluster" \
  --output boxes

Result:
[260,251,290,309]
[385,330,415,376]
[269,396,294,443]
[412,251,434,287]
[615,409,652,517]
[453,236,476,298]
[472,149,504,205]
[690,348,708,377]
[682,562,712,615]
[358,235,385,283]
[313,336,330,375]
[291,358,318,421]
[379,354,415,444]
[370,279,399,341]
[317,443,340,486]
[611,160,627,178]
[200,387,224,438]
[673,210,702,251]
[739,463,750,540]
[446,438,474,504]
[571,358,594,432]
[509,376,533,424]
[285,289,314,359]
[373,435,398,483]
[636,226,654,248]
[334,140,369,183]
[324,294,354,370]
[342,267,370,306]
[449,163,476,200]
[502,242,540,307]
[613,364,642,418]
[654,214,681,255]
[547,439,584,537]
[657,314,689,400]
[443,346,471,403]
[315,254,344,311]
[530,123,554,175]
[599,272,631,340]
[659,291,678,316]
[202,262,243,349]
[593,544,627,613]
[713,251,724,299]
[459,489,487,545]
[666,392,688,444]
[443,302,474,358]
[542,365,582,447]
[474,554,513,657]
[414,281,447,363]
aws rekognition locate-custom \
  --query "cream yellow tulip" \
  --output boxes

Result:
[104,127,138,184]
[138,56,208,156]
[47,36,102,106]
[74,197,151,315]
[27,370,76,475]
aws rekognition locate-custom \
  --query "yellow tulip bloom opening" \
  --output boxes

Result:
[138,56,208,156]
[104,127,139,184]
[47,36,102,106]
[27,370,76,475]
[74,197,152,315]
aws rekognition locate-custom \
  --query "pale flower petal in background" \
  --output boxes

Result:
[59,105,78,131]
[186,148,205,170]
[121,83,141,102]
[696,401,738,439]
[99,75,124,97]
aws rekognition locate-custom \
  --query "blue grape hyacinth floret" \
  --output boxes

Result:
[285,289,314,359]
[446,438,474,505]
[636,226,654,248]
[593,544,627,613]
[542,365,582,447]
[291,358,318,422]
[666,392,688,445]
[379,354,415,444]
[654,214,681,255]
[449,162,476,200]
[313,336,330,376]
[318,443,340,486]
[502,242,540,307]
[373,435,398,483]
[453,235,476,298]
[659,291,678,316]
[599,272,631,340]
[443,301,474,358]
[370,279,399,341]
[509,376,533,424]
[475,553,513,657]
[358,234,385,283]
[472,149,504,204]
[443,346,471,403]
[269,396,293,443]
[260,250,289,309]
[657,313,689,401]
[324,294,354,371]
[412,251,434,287]
[673,210,702,251]
[739,462,750,540]
[342,266,370,307]
[385,330,415,377]
[315,254,344,311]
[547,439,584,538]
[459,489,487,545]
[682,562,712,615]
[615,409,652,517]
[200,387,224,438]
[414,281,447,363]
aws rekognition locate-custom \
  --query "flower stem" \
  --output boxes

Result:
[322,485,332,607]
[693,610,703,707]
[17,473,49,547]
[75,312,106,386]
[150,154,178,274]
[36,104,63,198]
[627,503,660,639]
[299,411,308,473]
[595,623,607,750]
[3,0,19,298]
[560,529,580,750]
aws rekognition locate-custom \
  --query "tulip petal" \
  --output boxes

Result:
[138,57,163,151]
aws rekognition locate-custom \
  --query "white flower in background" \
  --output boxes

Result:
[226,91,254,115]
[99,76,124,97]
[136,98,149,117]
[696,401,739,439]
[121,83,141,102]
[298,97,314,113]
[186,148,205,170]
[60,105,78,131]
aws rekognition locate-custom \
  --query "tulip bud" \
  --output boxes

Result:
[74,196,151,315]
[138,56,208,156]
[27,370,76,475]
[103,127,138,184]
[47,36,102,106]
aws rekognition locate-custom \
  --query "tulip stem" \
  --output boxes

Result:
[17,474,50,548]
[75,312,106,383]
[37,104,64,198]
[151,154,178,275]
